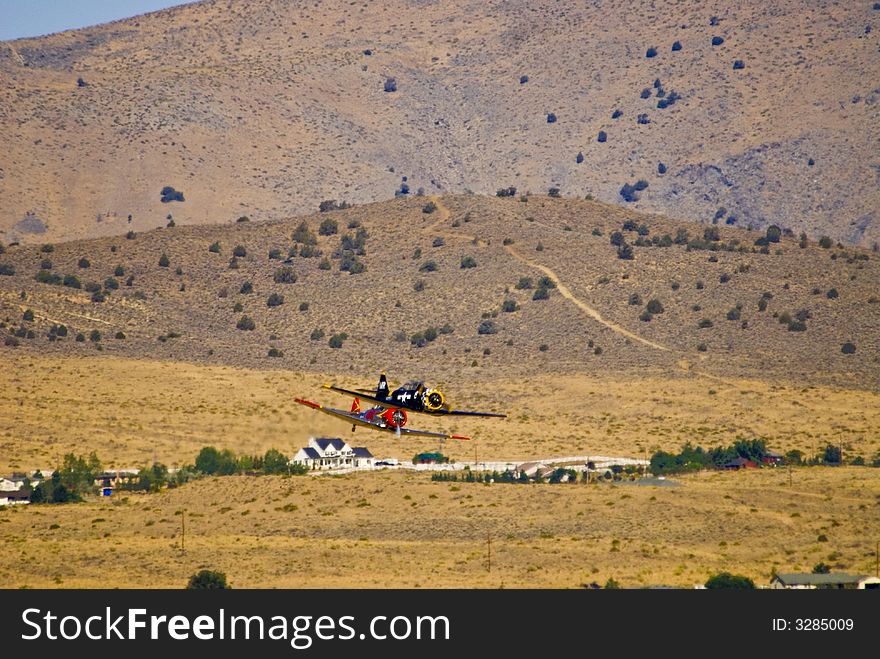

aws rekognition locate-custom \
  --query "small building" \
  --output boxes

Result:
[762,450,784,466]
[291,438,373,470]
[0,487,31,506]
[723,457,757,470]
[770,573,880,590]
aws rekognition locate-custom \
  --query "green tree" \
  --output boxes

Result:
[705,572,755,589]
[187,570,230,589]
[263,449,290,474]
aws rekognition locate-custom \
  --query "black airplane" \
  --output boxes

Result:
[321,372,507,418]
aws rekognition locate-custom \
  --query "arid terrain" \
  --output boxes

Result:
[1,0,878,245]
[1,467,877,588]
[1,1,879,591]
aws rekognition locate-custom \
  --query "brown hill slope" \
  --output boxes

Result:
[1,194,878,387]
[1,0,878,244]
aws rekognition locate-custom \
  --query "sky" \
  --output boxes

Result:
[0,1,195,41]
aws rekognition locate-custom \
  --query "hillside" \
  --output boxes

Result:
[1,194,878,388]
[1,0,879,245]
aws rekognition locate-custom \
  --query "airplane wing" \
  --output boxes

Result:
[294,398,470,440]
[321,384,507,418]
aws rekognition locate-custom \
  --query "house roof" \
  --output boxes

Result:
[300,447,321,460]
[764,450,784,458]
[0,487,31,500]
[773,573,868,586]
[314,438,348,452]
[724,457,755,467]
[352,447,373,458]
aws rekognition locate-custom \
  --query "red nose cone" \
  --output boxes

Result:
[381,407,407,428]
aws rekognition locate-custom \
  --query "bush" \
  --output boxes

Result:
[460,256,477,269]
[733,59,745,70]
[78,257,91,269]
[22,309,35,321]
[328,333,348,349]
[841,342,856,354]
[268,347,283,358]
[233,245,247,258]
[532,287,550,301]
[826,288,838,299]
[478,320,497,335]
[546,113,557,123]
[645,47,657,58]
[639,310,652,322]
[501,299,518,313]
[515,277,533,290]
[787,320,807,332]
[704,226,720,241]
[383,77,397,92]
[187,570,229,589]
[597,130,607,143]
[548,187,561,198]
[267,293,284,307]
[711,36,724,46]
[672,40,682,51]
[89,329,101,342]
[519,75,528,84]
[274,267,296,284]
[818,236,833,248]
[236,316,255,331]
[419,260,438,273]
[319,218,339,235]
[268,248,283,260]
[698,318,713,328]
[422,201,438,214]
[115,331,126,340]
[646,299,664,314]
[617,244,634,260]
[705,573,754,589]
[41,244,55,253]
[629,293,642,306]
[610,231,625,246]
[160,186,185,203]
[576,151,584,164]
[726,307,741,321]
[228,257,239,269]
[209,241,221,253]
[0,263,14,276]
[158,253,170,268]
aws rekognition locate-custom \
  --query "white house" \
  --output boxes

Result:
[0,487,31,506]
[291,438,374,470]
[770,573,880,590]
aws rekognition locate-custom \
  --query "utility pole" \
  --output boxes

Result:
[181,510,186,553]
[875,541,878,578]
[789,464,792,488]
[486,533,491,574]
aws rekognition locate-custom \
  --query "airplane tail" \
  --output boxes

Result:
[376,372,389,399]
[351,397,362,414]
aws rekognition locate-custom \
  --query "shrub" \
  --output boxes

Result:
[610,231,625,246]
[672,40,682,51]
[705,573,754,589]
[639,310,652,322]
[89,329,101,342]
[422,201,438,214]
[704,226,720,241]
[158,253,170,267]
[268,248,283,260]
[319,218,339,235]
[818,236,833,248]
[160,186,185,203]
[41,244,55,253]
[209,241,221,253]
[78,257,91,269]
[733,59,745,70]
[646,299,664,314]
[268,347,283,358]
[76,333,85,342]
[546,113,557,123]
[548,187,561,198]
[383,77,397,92]
[501,299,518,313]
[576,151,584,164]
[520,75,528,84]
[515,277,533,290]
[419,260,437,273]
[532,287,550,301]
[187,570,229,589]
[460,256,477,269]
[328,333,348,349]
[310,328,325,341]
[629,293,642,306]
[698,318,713,328]
[104,277,119,290]
[23,309,35,321]
[115,331,126,340]
[726,307,741,321]
[36,270,61,285]
[233,302,243,312]
[711,36,724,46]
[0,263,14,276]
[239,281,253,294]
[719,273,731,284]
[597,130,607,143]
[645,47,657,58]
[617,243,634,260]
[826,288,838,299]
[841,342,856,354]
[267,293,284,307]
[274,267,296,284]
[637,113,650,125]
[40,259,53,270]
[236,316,255,331]
[478,320,497,335]
[229,257,239,269]
[787,320,807,332]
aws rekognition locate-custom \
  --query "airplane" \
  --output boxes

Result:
[321,372,507,418]
[294,396,472,440]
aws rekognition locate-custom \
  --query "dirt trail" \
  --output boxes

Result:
[426,197,669,352]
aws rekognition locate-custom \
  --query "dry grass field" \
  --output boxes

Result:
[1,467,877,589]
[1,0,878,245]
[2,353,878,477]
